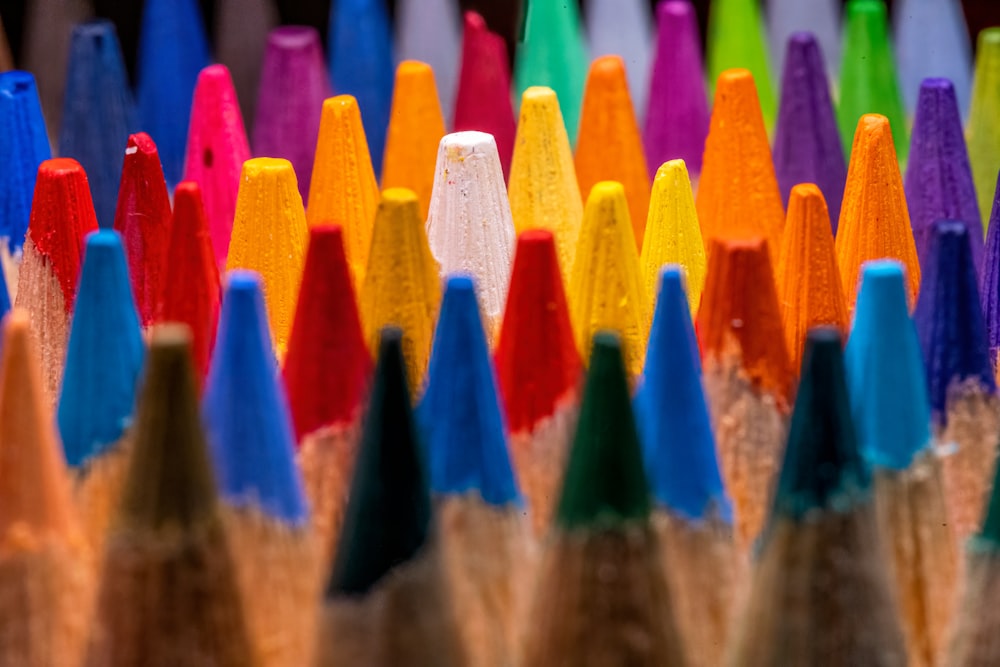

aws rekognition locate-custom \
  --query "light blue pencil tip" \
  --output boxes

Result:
[635,266,732,523]
[418,275,521,507]
[58,230,144,468]
[203,270,309,523]
[0,71,50,251]
[846,260,932,470]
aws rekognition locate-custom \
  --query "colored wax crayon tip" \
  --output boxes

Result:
[113,132,173,326]
[905,78,983,275]
[59,19,135,228]
[640,159,706,314]
[24,158,99,310]
[969,28,1000,225]
[575,55,651,248]
[120,325,219,530]
[136,0,210,186]
[161,181,220,383]
[771,328,870,519]
[395,0,461,116]
[776,184,848,374]
[0,71,50,251]
[183,64,251,266]
[846,261,932,471]
[381,60,446,219]
[0,310,73,536]
[636,267,732,523]
[253,26,330,201]
[838,0,908,162]
[570,181,649,379]
[203,271,309,524]
[915,221,995,422]
[767,0,841,81]
[58,230,144,469]
[284,225,372,441]
[328,0,395,175]
[328,326,432,596]
[706,0,776,127]
[644,0,709,179]
[698,237,794,406]
[585,0,652,115]
[894,0,972,117]
[983,172,1000,364]
[495,230,581,434]
[308,95,380,284]
[508,86,583,279]
[453,11,516,178]
[696,69,785,261]
[360,187,441,397]
[426,131,516,333]
[226,157,308,357]
[556,331,650,529]
[514,0,589,142]
[419,276,520,506]
[836,114,921,307]
[773,32,846,228]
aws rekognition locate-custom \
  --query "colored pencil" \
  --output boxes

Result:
[967,27,1000,225]
[640,159,706,315]
[915,221,998,541]
[495,230,582,535]
[983,172,1000,368]
[16,158,98,402]
[307,95,380,285]
[112,132,172,327]
[728,328,908,666]
[58,230,143,552]
[253,26,330,202]
[894,0,972,117]
[707,0,777,127]
[584,0,652,118]
[569,181,648,380]
[698,236,793,550]
[381,60,446,220]
[418,275,530,667]
[203,272,319,667]
[359,187,440,397]
[84,324,256,667]
[847,260,957,667]
[426,131,515,341]
[767,0,840,81]
[636,266,740,667]
[183,64,251,266]
[520,332,687,667]
[316,327,466,667]
[575,55,650,248]
[213,0,276,129]
[0,70,50,253]
[226,157,308,358]
[643,0,710,181]
[395,0,461,120]
[284,225,372,565]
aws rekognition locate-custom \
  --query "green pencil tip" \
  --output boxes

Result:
[707,0,776,128]
[555,331,651,530]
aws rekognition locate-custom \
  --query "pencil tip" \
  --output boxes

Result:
[0,70,50,252]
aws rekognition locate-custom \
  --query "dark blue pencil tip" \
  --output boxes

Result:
[772,328,870,520]
[0,71,51,252]
[60,19,136,228]
[636,266,732,523]
[203,270,309,524]
[916,221,995,424]
[137,0,210,187]
[58,230,144,468]
[418,275,520,507]
[846,261,932,470]
[981,170,1000,368]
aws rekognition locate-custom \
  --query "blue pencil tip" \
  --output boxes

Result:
[58,230,144,468]
[203,270,309,523]
[0,71,51,252]
[846,260,932,470]
[635,266,732,523]
[915,220,995,423]
[418,275,520,507]
[60,19,136,228]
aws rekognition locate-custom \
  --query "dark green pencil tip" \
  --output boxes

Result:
[119,324,218,531]
[556,331,651,530]
[328,326,432,597]
[772,327,870,520]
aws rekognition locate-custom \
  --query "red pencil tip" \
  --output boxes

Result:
[495,229,581,433]
[283,225,372,441]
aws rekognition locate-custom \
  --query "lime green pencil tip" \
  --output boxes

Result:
[706,0,777,128]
